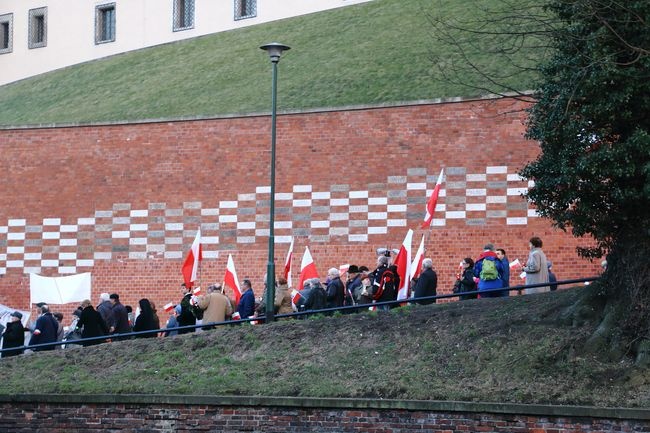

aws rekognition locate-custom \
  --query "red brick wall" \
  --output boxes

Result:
[0,402,647,432]
[0,97,600,324]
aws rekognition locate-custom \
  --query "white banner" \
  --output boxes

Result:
[0,303,30,329]
[29,272,92,305]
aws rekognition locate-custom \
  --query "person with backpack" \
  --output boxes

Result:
[474,243,505,298]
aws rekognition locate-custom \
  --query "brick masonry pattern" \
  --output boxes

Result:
[0,98,601,321]
[1,403,648,432]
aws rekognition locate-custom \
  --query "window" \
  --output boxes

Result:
[95,3,116,44]
[234,0,257,20]
[0,14,12,54]
[173,0,195,31]
[28,7,47,49]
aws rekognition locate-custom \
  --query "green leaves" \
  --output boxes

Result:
[522,0,650,258]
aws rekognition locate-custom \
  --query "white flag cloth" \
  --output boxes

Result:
[283,237,294,288]
[410,234,426,281]
[0,303,30,329]
[394,229,413,301]
[29,272,92,305]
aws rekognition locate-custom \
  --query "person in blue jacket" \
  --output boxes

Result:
[496,248,511,297]
[474,243,505,298]
[237,279,256,319]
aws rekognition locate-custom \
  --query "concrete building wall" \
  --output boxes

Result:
[0,0,373,86]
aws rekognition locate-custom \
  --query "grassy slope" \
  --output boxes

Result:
[1,287,648,407]
[0,0,539,125]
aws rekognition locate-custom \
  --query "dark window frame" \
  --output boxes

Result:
[28,7,47,49]
[234,0,257,21]
[0,13,13,54]
[173,0,195,32]
[95,3,116,44]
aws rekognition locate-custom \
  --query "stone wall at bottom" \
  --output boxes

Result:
[0,395,648,433]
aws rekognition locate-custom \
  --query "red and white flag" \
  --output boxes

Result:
[339,263,350,279]
[410,234,425,281]
[192,287,202,296]
[291,289,302,306]
[224,254,242,306]
[181,228,202,288]
[283,237,294,287]
[297,246,319,291]
[163,302,175,313]
[421,168,445,229]
[509,258,522,269]
[394,229,413,301]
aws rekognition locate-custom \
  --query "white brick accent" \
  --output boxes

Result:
[292,199,312,207]
[349,190,368,199]
[368,197,388,205]
[487,166,508,174]
[219,200,238,208]
[293,185,312,193]
[507,217,528,225]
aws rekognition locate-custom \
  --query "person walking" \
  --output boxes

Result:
[1,311,25,357]
[522,236,550,294]
[76,299,109,346]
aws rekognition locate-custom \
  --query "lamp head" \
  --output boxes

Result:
[260,42,291,63]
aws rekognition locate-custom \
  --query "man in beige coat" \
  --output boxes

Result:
[196,284,233,327]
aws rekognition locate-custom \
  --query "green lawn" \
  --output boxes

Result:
[0,0,542,126]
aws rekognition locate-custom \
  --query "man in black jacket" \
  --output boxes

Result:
[2,311,25,357]
[326,268,345,310]
[413,258,438,305]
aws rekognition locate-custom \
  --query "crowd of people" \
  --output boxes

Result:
[1,236,561,357]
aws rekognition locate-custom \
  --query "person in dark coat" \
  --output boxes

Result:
[133,298,157,338]
[76,299,109,346]
[496,248,511,297]
[109,293,131,335]
[326,268,345,310]
[413,258,438,305]
[236,280,256,320]
[29,304,59,351]
[178,283,197,334]
[547,261,558,291]
[303,278,327,312]
[2,311,25,357]
[96,293,113,329]
[455,257,478,300]
[344,265,363,307]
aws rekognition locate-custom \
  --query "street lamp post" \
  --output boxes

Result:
[260,42,290,323]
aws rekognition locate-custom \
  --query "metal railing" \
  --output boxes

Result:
[0,276,599,356]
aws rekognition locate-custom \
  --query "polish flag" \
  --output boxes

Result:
[339,263,350,278]
[224,254,242,306]
[181,228,202,288]
[283,237,294,287]
[163,302,175,313]
[394,229,413,301]
[297,246,319,291]
[291,289,302,306]
[509,258,522,269]
[192,286,202,296]
[410,234,426,281]
[421,168,445,229]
